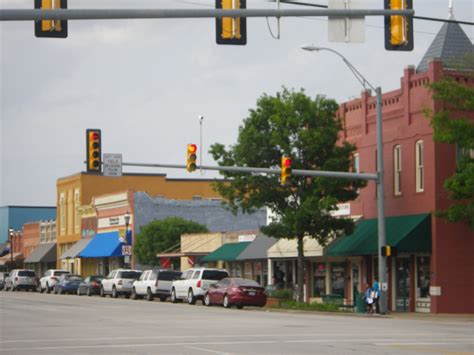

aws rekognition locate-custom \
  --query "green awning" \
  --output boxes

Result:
[326,213,431,256]
[202,242,251,262]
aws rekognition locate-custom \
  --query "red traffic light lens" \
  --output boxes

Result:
[188,144,197,153]
[92,133,99,140]
[283,158,292,167]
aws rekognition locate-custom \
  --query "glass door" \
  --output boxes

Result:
[396,258,411,312]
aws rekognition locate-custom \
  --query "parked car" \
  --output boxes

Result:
[132,269,181,301]
[4,269,37,292]
[39,269,70,293]
[54,274,83,294]
[0,272,9,290]
[77,275,104,296]
[170,267,229,305]
[204,278,266,309]
[100,269,142,298]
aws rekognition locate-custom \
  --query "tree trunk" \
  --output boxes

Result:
[297,235,304,302]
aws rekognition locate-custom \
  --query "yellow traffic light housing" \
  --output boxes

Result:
[216,0,247,45]
[187,144,197,172]
[34,0,68,38]
[281,156,292,186]
[86,129,102,172]
[384,0,413,51]
[381,246,398,257]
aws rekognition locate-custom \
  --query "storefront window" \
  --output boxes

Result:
[313,263,326,297]
[331,263,346,297]
[417,256,430,299]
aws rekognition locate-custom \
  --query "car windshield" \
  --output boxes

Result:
[233,279,259,287]
[54,271,69,276]
[18,271,36,277]
[65,275,82,281]
[158,271,181,281]
[202,270,228,281]
[119,271,141,279]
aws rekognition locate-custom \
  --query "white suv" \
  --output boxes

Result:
[171,267,228,305]
[39,269,70,293]
[100,269,142,298]
[5,269,37,291]
[132,269,181,301]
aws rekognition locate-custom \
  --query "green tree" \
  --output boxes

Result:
[210,88,366,301]
[134,217,208,266]
[426,72,474,230]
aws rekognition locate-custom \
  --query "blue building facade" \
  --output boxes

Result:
[0,206,57,243]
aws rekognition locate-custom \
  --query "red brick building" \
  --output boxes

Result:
[22,222,40,259]
[328,20,474,313]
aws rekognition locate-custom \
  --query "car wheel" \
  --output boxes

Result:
[146,288,154,302]
[131,288,138,300]
[223,294,231,308]
[77,288,81,296]
[87,288,92,297]
[125,294,130,299]
[159,296,167,302]
[187,289,196,305]
[38,285,43,293]
[112,286,118,298]
[170,288,178,303]
[204,293,212,307]
[237,305,244,310]
[100,287,105,297]
[46,283,50,294]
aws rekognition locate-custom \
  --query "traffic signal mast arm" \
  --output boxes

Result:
[120,161,378,181]
[0,8,414,21]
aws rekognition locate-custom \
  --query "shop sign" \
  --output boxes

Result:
[331,203,351,217]
[238,234,256,242]
[122,245,132,256]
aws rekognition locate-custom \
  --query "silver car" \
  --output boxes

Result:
[5,269,37,291]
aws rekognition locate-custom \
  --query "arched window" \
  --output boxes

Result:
[415,140,424,192]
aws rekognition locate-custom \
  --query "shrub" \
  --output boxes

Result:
[278,300,340,312]
[268,288,293,300]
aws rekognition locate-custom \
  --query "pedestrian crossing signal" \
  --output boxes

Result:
[34,0,68,38]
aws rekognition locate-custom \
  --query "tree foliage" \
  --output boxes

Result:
[426,72,474,230]
[134,217,208,266]
[210,88,366,300]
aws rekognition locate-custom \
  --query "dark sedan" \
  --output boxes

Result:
[54,274,83,294]
[204,278,266,309]
[77,275,103,296]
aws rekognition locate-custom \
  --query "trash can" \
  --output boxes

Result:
[355,292,366,313]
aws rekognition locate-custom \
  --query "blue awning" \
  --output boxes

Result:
[79,231,124,258]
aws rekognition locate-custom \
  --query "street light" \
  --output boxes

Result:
[301,45,388,315]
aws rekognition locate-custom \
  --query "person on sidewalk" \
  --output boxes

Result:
[363,283,374,314]
[372,279,380,314]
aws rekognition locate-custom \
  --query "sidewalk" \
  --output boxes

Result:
[387,311,474,323]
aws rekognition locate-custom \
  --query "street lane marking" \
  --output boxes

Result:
[0,340,276,352]
[184,345,231,355]
[0,333,454,344]
[2,338,473,352]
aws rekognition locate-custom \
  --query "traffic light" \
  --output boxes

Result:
[34,0,68,38]
[281,156,292,185]
[381,245,398,257]
[216,0,247,45]
[384,0,413,51]
[187,144,197,172]
[86,129,102,172]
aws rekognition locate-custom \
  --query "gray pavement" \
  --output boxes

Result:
[1,291,473,354]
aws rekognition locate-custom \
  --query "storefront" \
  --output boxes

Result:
[59,238,94,277]
[326,213,432,312]
[23,242,56,277]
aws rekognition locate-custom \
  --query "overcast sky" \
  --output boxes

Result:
[0,0,472,207]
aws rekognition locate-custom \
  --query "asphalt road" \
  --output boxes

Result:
[1,291,473,354]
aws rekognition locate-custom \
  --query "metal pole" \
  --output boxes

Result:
[9,229,14,271]
[376,87,388,315]
[0,8,415,21]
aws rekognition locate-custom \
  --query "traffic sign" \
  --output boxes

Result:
[103,153,122,177]
[328,0,365,43]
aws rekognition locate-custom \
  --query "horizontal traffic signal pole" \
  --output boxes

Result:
[0,8,414,21]
[120,161,378,181]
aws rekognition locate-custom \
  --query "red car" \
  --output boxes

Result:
[204,278,266,309]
